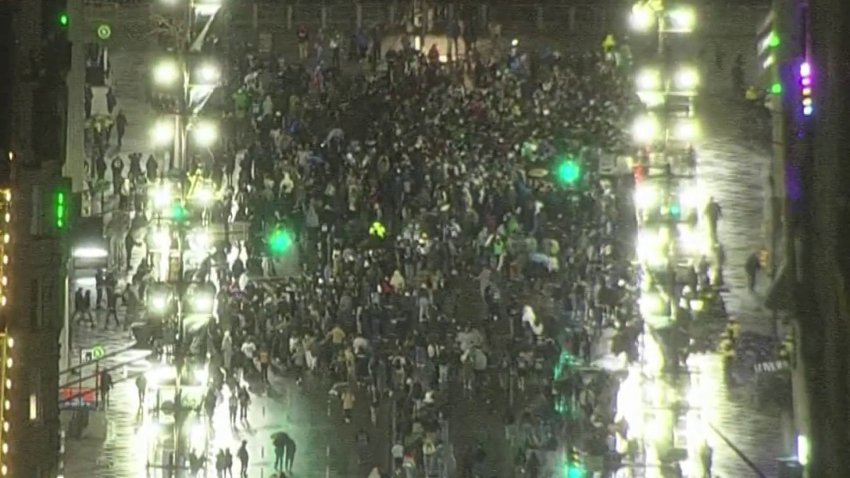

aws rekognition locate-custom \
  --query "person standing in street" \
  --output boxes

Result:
[283,433,296,472]
[238,385,251,421]
[745,251,761,291]
[273,434,286,471]
[135,373,147,410]
[259,346,271,384]
[224,448,234,478]
[237,440,249,477]
[229,391,238,425]
[115,110,127,148]
[99,370,113,408]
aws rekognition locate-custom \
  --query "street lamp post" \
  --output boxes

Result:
[148,1,222,473]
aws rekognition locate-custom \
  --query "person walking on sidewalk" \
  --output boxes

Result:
[745,251,762,291]
[237,440,249,477]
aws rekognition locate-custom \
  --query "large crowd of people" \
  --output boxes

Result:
[95,20,645,476]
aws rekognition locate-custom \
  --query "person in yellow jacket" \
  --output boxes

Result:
[718,337,736,381]
[723,318,741,346]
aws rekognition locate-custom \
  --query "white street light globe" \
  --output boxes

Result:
[192,121,218,147]
[150,120,174,147]
[632,114,661,145]
[668,7,696,32]
[152,60,180,87]
[636,68,661,92]
[195,63,221,85]
[673,66,700,92]
[630,4,656,31]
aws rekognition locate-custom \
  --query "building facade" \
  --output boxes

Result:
[0,0,70,476]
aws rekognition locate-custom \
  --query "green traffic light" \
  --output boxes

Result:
[55,191,66,229]
[556,160,581,184]
[58,12,69,27]
[170,203,188,221]
[268,228,293,254]
[768,31,780,48]
[566,464,587,478]
[669,203,681,217]
[771,82,782,94]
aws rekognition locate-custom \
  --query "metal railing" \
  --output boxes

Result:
[58,351,151,408]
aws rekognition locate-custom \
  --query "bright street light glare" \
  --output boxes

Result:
[673,66,700,91]
[151,228,171,251]
[634,185,658,210]
[150,120,174,147]
[152,60,180,87]
[188,228,212,253]
[72,247,108,259]
[677,224,710,256]
[637,228,669,265]
[678,185,703,209]
[149,183,173,210]
[630,4,656,31]
[636,68,661,92]
[192,121,218,147]
[637,92,666,108]
[667,7,696,32]
[148,292,170,314]
[192,183,215,205]
[632,114,661,145]
[190,293,214,314]
[672,119,700,142]
[195,63,221,85]
[639,293,666,316]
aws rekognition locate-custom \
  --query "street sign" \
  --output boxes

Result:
[97,24,111,40]
[80,345,105,363]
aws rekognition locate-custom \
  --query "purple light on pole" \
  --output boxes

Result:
[800,61,813,116]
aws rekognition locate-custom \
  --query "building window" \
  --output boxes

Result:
[28,394,38,421]
[29,185,43,236]
[29,279,42,331]
[28,370,40,422]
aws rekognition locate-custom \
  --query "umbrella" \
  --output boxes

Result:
[527,168,548,179]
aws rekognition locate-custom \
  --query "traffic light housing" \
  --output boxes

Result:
[267,227,293,255]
